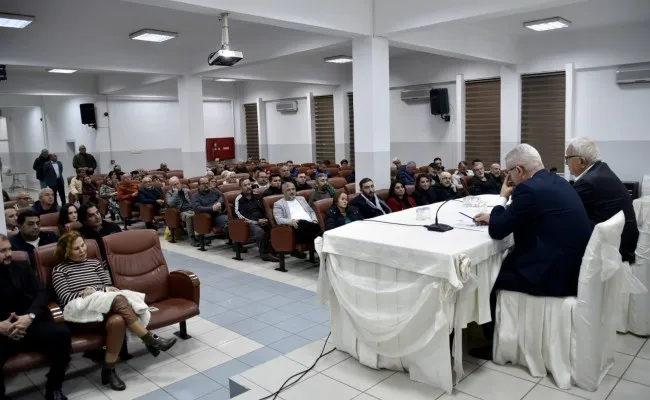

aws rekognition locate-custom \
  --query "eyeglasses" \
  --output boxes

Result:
[564,155,582,161]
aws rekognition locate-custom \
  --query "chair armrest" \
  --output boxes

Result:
[119,200,133,218]
[165,208,182,228]
[229,219,250,242]
[48,302,65,324]
[271,225,296,253]
[193,213,213,235]
[169,270,200,304]
[139,204,154,222]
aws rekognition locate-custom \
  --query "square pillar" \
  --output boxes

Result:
[178,75,206,177]
[352,37,391,190]
[500,65,522,166]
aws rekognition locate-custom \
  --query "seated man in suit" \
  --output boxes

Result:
[234,179,278,262]
[566,137,638,263]
[0,234,72,400]
[470,162,500,195]
[350,178,391,219]
[31,188,60,216]
[10,210,59,264]
[77,202,122,260]
[472,144,592,360]
[488,163,503,186]
[434,171,458,201]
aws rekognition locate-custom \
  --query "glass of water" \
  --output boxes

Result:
[416,207,431,221]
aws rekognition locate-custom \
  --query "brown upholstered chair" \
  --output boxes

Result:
[297,167,309,174]
[103,230,200,338]
[314,198,332,230]
[179,178,190,186]
[41,226,60,236]
[338,170,353,180]
[39,212,59,227]
[406,185,415,196]
[447,168,457,175]
[376,189,389,202]
[224,191,253,260]
[460,176,472,197]
[167,170,184,179]
[301,163,316,168]
[419,166,429,173]
[189,182,199,190]
[218,183,240,193]
[61,221,82,235]
[139,203,165,227]
[340,166,353,171]
[325,168,340,177]
[296,190,313,200]
[344,183,356,194]
[4,200,17,209]
[328,177,347,190]
[188,177,201,184]
[98,197,110,217]
[118,200,140,230]
[234,173,251,181]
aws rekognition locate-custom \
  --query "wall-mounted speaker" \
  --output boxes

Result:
[430,88,450,121]
[79,103,97,128]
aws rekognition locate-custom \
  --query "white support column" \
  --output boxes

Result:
[333,86,347,164]
[352,36,391,190]
[233,82,246,161]
[307,92,316,163]
[0,179,5,235]
[178,75,206,177]
[455,74,466,162]
[500,65,522,166]
[564,62,576,180]
[256,98,267,159]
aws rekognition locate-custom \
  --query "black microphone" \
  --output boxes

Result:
[426,190,458,232]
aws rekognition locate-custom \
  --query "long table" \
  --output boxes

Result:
[315,195,513,393]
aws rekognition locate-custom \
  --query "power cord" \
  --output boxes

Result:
[259,332,335,400]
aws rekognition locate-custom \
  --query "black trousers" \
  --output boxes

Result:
[0,321,72,396]
[293,220,323,245]
[481,264,528,341]
[249,223,272,255]
[49,178,66,206]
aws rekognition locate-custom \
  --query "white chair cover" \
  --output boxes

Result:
[493,211,626,391]
[642,176,650,198]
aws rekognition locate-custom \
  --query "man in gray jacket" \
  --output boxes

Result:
[166,177,198,246]
[192,176,228,235]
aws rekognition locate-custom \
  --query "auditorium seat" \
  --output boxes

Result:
[376,189,389,201]
[39,212,58,227]
[419,166,429,173]
[325,167,340,177]
[218,183,240,193]
[167,170,184,179]
[460,176,472,197]
[344,183,356,194]
[328,177,347,190]
[338,170,353,180]
[223,190,254,261]
[301,163,316,168]
[314,198,333,230]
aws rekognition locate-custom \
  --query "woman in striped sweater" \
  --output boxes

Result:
[51,231,177,391]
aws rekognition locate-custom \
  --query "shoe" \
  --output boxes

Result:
[45,390,68,400]
[261,253,279,262]
[290,251,307,259]
[468,345,493,361]
[190,238,201,247]
[101,362,126,391]
[141,332,177,357]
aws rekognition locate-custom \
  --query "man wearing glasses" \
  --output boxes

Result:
[192,177,228,234]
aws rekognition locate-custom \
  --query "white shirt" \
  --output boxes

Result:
[286,199,312,221]
[26,237,40,248]
[52,162,60,178]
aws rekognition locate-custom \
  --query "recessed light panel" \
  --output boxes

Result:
[524,17,571,32]
[130,29,178,42]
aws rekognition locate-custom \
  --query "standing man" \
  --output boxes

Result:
[72,145,97,175]
[33,149,50,189]
[43,153,66,206]
[0,234,72,400]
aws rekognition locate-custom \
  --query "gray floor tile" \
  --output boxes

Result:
[135,388,176,400]
[215,296,255,309]
[300,308,330,324]
[207,279,244,290]
[207,311,248,326]
[223,284,257,294]
[237,346,283,367]
[203,359,251,386]
[196,387,231,400]
[163,373,222,400]
[297,324,331,341]
[274,316,318,334]
[254,309,294,325]
[197,301,229,319]
[284,288,316,301]
[225,318,270,336]
[277,302,319,316]
[202,290,238,304]
[268,335,313,354]
[263,295,296,308]
[240,289,276,302]
[233,302,275,318]
[245,326,293,346]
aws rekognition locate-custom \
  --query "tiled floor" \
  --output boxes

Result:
[5,235,650,400]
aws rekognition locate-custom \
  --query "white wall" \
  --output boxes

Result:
[3,107,46,189]
[203,101,235,139]
[264,99,311,163]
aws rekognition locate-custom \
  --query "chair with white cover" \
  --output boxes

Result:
[493,211,626,391]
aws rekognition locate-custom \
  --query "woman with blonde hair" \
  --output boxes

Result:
[51,232,177,391]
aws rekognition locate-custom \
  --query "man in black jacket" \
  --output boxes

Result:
[350,178,390,219]
[43,153,66,206]
[78,203,122,260]
[470,162,500,195]
[138,176,165,229]
[262,174,283,197]
[32,149,50,189]
[234,179,278,262]
[566,137,638,263]
[0,234,72,400]
[10,210,58,265]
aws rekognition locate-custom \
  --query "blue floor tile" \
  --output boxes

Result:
[197,387,231,400]
[135,389,176,400]
[274,316,318,334]
[203,359,251,386]
[246,279,277,289]
[207,311,248,326]
[202,290,238,304]
[225,318,269,336]
[300,308,330,324]
[253,309,294,325]
[265,283,301,295]
[215,296,254,309]
[245,326,293,346]
[284,288,316,301]
[262,295,295,308]
[296,324,331,341]
[163,373,222,400]
[233,302,274,317]
[268,335,313,354]
[207,279,244,290]
[237,346,283,367]
[197,301,229,319]
[240,289,276,302]
[276,302,319,316]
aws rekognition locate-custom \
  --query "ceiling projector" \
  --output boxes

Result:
[208,13,243,67]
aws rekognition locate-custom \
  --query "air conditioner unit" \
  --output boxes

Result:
[400,88,430,103]
[616,66,650,85]
[276,101,298,113]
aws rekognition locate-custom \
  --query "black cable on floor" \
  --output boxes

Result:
[258,332,335,400]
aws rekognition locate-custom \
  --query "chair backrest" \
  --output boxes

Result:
[11,250,30,265]
[344,183,355,194]
[34,240,102,288]
[297,190,312,200]
[189,177,201,184]
[406,185,415,195]
[461,176,472,196]
[419,166,429,173]
[39,212,59,227]
[314,198,332,230]
[338,170,353,180]
[102,230,170,304]
[325,168,340,177]
[328,177,346,189]
[224,190,241,220]
[298,167,309,174]
[234,173,251,180]
[189,182,199,190]
[301,163,316,168]
[167,170,184,179]
[262,195,284,228]
[376,189,389,201]
[348,193,359,203]
[219,183,240,193]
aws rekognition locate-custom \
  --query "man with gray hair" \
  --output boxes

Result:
[471,144,592,361]
[166,177,199,246]
[397,161,417,185]
[566,137,638,263]
[31,188,59,216]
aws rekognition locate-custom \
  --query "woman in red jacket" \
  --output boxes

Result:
[386,181,416,212]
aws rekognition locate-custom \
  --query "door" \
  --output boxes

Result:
[66,140,76,169]
[205,137,235,161]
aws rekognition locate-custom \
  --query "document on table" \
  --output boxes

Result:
[451,220,490,232]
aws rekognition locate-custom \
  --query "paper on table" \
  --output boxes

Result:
[451,220,489,232]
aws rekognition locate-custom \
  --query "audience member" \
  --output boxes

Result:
[392,158,402,170]
[566,137,638,263]
[208,178,218,189]
[4,208,18,236]
[470,162,500,195]
[31,188,60,216]
[43,152,66,206]
[471,144,592,360]
[345,170,355,183]
[112,164,125,180]
[151,175,165,187]
[279,165,295,183]
[0,234,72,400]
[429,157,445,172]
[472,159,482,168]
[138,176,165,229]
[294,173,312,191]
[452,161,473,191]
[434,172,458,201]
[350,178,390,219]
[10,210,58,261]
[286,161,299,178]
[427,164,442,184]
[99,174,119,220]
[259,158,270,175]
[77,202,122,260]
[309,173,336,205]
[192,177,228,235]
[69,168,85,204]
[234,179,279,262]
[234,162,248,174]
[262,174,283,197]
[52,232,176,391]
[340,159,349,168]
[166,177,198,246]
[412,174,438,206]
[32,149,50,189]
[325,191,360,231]
[58,203,79,234]
[157,162,170,173]
[386,181,416,212]
[82,176,99,205]
[252,170,269,191]
[117,175,139,202]
[398,161,417,185]
[489,163,503,186]
[15,192,32,209]
[72,145,97,175]
[224,171,239,184]
[311,161,331,179]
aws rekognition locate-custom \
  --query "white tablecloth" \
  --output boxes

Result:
[316,195,513,393]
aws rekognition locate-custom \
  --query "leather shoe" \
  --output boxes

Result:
[45,390,68,400]
[290,251,307,259]
[261,253,279,262]
[468,345,493,361]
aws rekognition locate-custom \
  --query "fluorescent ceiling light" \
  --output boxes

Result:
[216,78,236,82]
[325,55,353,64]
[130,29,177,42]
[48,69,77,74]
[0,12,34,29]
[524,17,571,32]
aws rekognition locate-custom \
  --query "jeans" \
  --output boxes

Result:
[249,223,272,255]
[180,210,195,238]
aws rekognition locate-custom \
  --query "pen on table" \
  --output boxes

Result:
[458,212,476,221]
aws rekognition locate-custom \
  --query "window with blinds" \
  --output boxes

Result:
[244,103,259,160]
[521,72,566,172]
[314,94,335,163]
[347,93,355,166]
[465,79,501,165]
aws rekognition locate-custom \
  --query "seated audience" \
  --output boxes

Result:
[206,170,215,178]
[166,177,198,247]
[77,202,122,260]
[2,189,9,202]
[0,234,72,400]
[259,158,270,175]
[350,178,391,219]
[310,161,331,179]
[15,191,33,209]
[151,175,165,187]
[112,164,125,180]
[58,203,79,234]
[412,174,438,206]
[386,181,416,212]
[470,162,500,195]
[224,171,239,184]
[489,163,503,186]
[31,188,60,216]
[246,157,254,164]
[234,179,279,262]
[472,159,482,168]
[52,232,176,391]
[279,165,295,183]
[99,173,119,220]
[434,171,458,200]
[5,208,18,236]
[325,191,361,231]
[262,174,283,197]
[117,175,139,202]
[294,173,312,191]
[428,164,442,184]
[10,210,58,261]
[252,169,270,191]
[234,162,249,174]
[273,182,322,263]
[286,160,299,177]
[192,177,228,234]
[82,176,98,205]
[566,137,639,263]
[397,161,417,185]
[471,144,592,360]
[309,173,336,205]
[138,176,165,229]
[392,158,402,170]
[452,161,473,190]
[345,170,355,183]
[69,168,85,204]
[157,162,170,173]
[209,178,218,189]
[340,159,349,168]
[429,157,445,172]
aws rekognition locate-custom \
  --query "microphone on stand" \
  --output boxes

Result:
[426,191,459,232]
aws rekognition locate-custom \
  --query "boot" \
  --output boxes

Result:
[101,362,126,391]
[141,332,177,357]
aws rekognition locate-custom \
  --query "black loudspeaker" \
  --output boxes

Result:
[430,88,450,117]
[79,103,97,127]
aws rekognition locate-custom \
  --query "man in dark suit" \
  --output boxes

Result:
[10,210,59,266]
[566,137,638,263]
[471,144,592,360]
[0,234,72,400]
[43,153,66,206]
